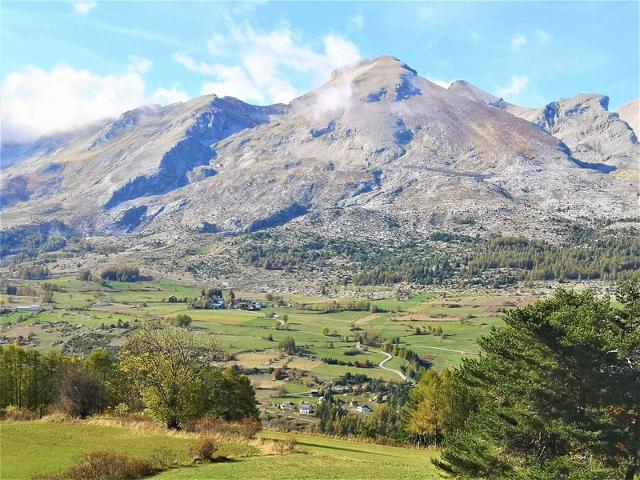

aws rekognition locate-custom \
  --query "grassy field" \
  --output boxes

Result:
[156,432,439,480]
[0,420,440,480]
[0,275,538,420]
[0,421,193,479]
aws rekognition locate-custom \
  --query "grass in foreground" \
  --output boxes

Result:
[0,420,440,480]
[154,431,440,480]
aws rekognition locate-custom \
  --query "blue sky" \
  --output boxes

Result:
[1,1,638,141]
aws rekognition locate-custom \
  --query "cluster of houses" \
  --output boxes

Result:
[279,402,315,415]
[278,399,373,416]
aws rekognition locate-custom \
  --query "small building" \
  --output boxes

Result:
[299,404,314,415]
[356,405,373,414]
[16,305,43,314]
[279,402,295,410]
[308,389,321,397]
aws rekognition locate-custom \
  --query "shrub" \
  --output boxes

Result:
[269,436,297,454]
[148,447,180,470]
[278,336,296,354]
[2,405,38,421]
[237,417,262,438]
[190,438,216,462]
[32,451,153,480]
[165,314,192,328]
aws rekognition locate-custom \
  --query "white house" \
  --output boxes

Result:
[356,405,373,414]
[299,404,314,415]
[279,402,295,410]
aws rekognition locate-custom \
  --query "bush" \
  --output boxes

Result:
[32,451,153,480]
[148,447,180,470]
[165,314,192,328]
[278,336,296,354]
[190,438,216,462]
[1,405,38,421]
[270,436,298,454]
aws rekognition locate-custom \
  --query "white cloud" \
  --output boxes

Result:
[128,55,152,74]
[348,13,365,32]
[174,24,361,105]
[498,75,530,97]
[151,85,190,105]
[511,33,527,49]
[536,29,553,45]
[430,78,453,89]
[73,1,96,15]
[1,58,188,143]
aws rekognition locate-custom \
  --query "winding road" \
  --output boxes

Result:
[376,349,409,382]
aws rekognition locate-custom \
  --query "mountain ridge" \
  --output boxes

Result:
[1,56,637,246]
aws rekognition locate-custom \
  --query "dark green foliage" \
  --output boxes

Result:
[197,368,259,421]
[468,232,640,282]
[291,299,375,312]
[435,282,640,479]
[230,229,639,288]
[0,221,76,259]
[100,265,140,282]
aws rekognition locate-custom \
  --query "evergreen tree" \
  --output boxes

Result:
[435,282,640,479]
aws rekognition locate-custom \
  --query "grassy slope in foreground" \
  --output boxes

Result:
[0,421,439,480]
[155,431,438,480]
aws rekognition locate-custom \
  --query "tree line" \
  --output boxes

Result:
[0,325,258,429]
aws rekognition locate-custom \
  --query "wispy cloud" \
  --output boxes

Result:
[511,33,527,49]
[348,13,365,32]
[73,1,96,16]
[174,23,361,105]
[535,29,553,45]
[498,75,530,97]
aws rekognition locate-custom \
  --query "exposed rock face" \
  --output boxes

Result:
[530,94,638,170]
[0,56,636,242]
[618,99,640,135]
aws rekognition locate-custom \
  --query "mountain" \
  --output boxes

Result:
[618,99,639,134]
[1,56,637,246]
[448,81,638,171]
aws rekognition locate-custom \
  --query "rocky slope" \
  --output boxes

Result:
[618,99,639,135]
[1,56,637,244]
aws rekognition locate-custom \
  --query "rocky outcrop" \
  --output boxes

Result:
[531,94,638,170]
